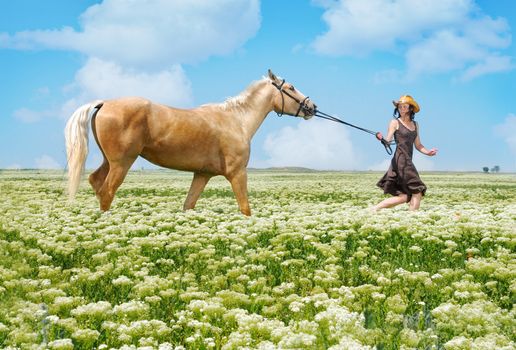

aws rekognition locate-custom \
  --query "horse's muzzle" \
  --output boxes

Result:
[302,104,317,120]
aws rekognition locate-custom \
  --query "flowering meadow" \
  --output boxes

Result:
[0,169,514,350]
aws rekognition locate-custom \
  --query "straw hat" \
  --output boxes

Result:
[392,95,420,113]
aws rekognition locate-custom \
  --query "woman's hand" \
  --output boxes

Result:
[427,148,438,156]
[375,132,383,141]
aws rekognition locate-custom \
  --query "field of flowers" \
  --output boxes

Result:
[0,169,514,349]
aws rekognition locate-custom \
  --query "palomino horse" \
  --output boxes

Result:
[65,70,316,215]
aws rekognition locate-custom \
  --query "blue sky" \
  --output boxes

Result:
[1,0,515,172]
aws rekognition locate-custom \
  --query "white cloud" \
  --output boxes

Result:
[17,58,192,122]
[1,0,261,68]
[406,23,512,80]
[458,54,514,81]
[406,29,484,75]
[13,108,54,123]
[60,58,193,118]
[312,0,471,55]
[3,1,260,121]
[494,114,516,162]
[35,155,61,169]
[262,119,359,170]
[312,0,513,80]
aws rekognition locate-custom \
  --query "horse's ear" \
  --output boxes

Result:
[268,69,278,82]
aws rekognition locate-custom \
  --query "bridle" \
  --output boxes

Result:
[271,79,314,117]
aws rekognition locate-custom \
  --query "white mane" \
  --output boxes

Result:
[202,77,272,115]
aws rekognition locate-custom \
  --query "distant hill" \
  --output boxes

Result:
[248,167,318,172]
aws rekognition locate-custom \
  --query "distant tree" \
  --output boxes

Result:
[492,165,500,173]
[482,167,489,173]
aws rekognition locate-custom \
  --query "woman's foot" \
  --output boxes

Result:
[369,205,380,212]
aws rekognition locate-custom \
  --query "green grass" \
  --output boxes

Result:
[0,170,514,349]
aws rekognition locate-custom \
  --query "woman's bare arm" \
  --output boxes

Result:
[376,119,398,142]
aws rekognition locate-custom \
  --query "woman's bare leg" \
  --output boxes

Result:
[373,194,408,211]
[409,192,422,211]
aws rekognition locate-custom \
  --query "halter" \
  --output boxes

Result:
[271,79,313,117]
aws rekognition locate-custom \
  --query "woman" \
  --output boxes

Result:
[374,95,437,211]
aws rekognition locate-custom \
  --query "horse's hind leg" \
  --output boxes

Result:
[227,169,251,216]
[183,172,212,211]
[89,159,109,195]
[97,159,135,211]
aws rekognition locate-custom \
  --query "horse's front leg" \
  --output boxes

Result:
[183,172,211,211]
[227,169,251,216]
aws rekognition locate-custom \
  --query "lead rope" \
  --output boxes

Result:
[270,78,393,155]
[314,110,394,155]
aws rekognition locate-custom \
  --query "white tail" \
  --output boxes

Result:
[64,100,103,200]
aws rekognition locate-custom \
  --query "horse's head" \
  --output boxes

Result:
[268,69,316,120]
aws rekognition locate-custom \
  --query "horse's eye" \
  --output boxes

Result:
[289,85,295,91]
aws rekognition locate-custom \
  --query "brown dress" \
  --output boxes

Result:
[377,118,426,202]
